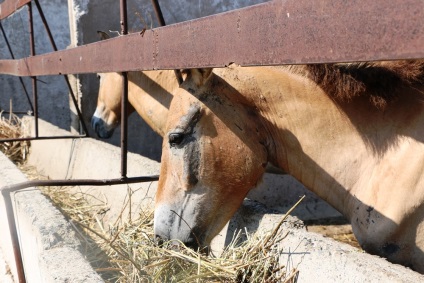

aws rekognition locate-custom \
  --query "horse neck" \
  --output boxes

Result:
[222,66,424,218]
[127,70,177,136]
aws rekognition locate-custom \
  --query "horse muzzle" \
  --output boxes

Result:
[154,205,209,252]
[91,116,115,139]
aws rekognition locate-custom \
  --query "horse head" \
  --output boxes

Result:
[92,71,133,138]
[154,68,269,251]
[91,31,135,138]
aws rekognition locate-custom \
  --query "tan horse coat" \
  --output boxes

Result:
[155,62,424,272]
[92,69,176,138]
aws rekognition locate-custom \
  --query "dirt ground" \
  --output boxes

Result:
[306,221,361,249]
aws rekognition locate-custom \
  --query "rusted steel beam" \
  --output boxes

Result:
[120,0,128,179]
[1,0,424,77]
[28,2,38,138]
[150,0,183,84]
[0,0,31,20]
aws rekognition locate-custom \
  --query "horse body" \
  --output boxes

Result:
[155,63,424,272]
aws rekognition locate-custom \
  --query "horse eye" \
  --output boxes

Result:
[169,133,184,147]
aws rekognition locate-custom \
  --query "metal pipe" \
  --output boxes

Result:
[28,2,38,138]
[120,72,129,179]
[151,0,166,26]
[33,0,89,136]
[2,192,26,283]
[0,111,31,115]
[0,135,87,143]
[2,175,159,192]
[0,22,34,114]
[120,0,128,35]
[150,0,183,84]
[120,0,128,179]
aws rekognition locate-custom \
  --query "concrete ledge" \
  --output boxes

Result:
[0,117,420,282]
[228,200,424,282]
[0,153,102,282]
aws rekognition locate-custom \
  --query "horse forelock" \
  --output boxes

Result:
[291,60,424,109]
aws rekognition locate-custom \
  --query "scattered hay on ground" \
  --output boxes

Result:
[38,182,300,283]
[0,112,29,165]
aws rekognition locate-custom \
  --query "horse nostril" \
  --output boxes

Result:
[91,117,101,134]
[91,117,114,139]
[184,239,199,250]
[91,118,97,130]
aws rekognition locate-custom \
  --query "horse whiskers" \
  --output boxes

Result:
[170,209,203,251]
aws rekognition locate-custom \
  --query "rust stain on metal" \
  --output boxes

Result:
[1,0,424,76]
[0,0,31,20]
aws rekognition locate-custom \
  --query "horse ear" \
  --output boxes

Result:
[185,68,213,87]
[97,30,110,41]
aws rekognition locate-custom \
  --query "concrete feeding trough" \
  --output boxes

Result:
[0,118,423,282]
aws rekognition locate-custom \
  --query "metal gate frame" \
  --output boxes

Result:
[1,0,424,282]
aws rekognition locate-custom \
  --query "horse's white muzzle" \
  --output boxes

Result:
[154,200,208,251]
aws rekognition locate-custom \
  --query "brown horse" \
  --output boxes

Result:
[155,62,424,272]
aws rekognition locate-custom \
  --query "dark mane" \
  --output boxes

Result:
[305,60,424,108]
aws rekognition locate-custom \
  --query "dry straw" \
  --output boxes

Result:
[40,184,302,283]
[0,111,29,164]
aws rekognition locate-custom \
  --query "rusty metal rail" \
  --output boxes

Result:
[1,0,424,77]
[0,0,31,20]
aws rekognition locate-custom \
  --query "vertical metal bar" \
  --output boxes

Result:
[2,192,26,283]
[33,0,89,136]
[28,2,38,138]
[33,0,58,50]
[0,22,34,114]
[151,0,166,26]
[150,0,183,84]
[120,0,128,179]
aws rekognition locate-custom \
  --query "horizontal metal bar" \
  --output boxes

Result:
[1,0,423,77]
[0,0,31,20]
[1,175,160,193]
[0,135,87,143]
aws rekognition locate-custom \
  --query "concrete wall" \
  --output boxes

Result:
[0,0,71,131]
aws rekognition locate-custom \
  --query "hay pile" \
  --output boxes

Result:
[0,112,29,164]
[40,185,300,283]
